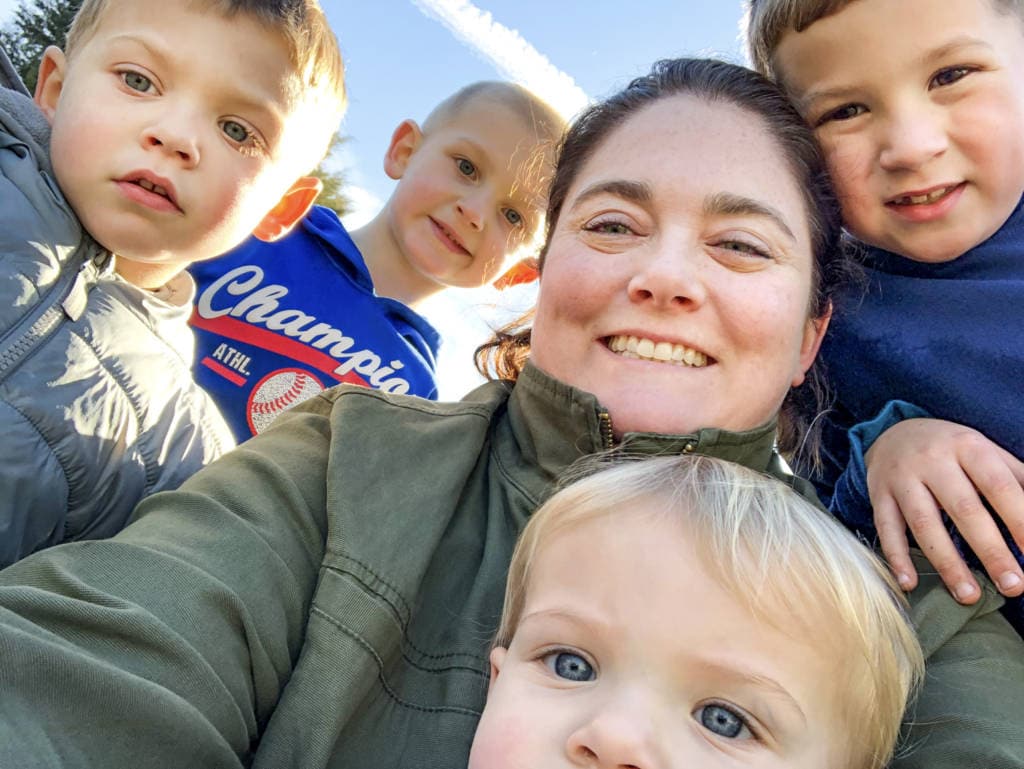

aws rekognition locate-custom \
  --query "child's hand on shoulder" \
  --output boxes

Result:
[866,418,1024,603]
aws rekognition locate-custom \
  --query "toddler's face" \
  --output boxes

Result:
[772,0,1024,263]
[37,0,316,273]
[468,504,844,769]
[385,99,551,289]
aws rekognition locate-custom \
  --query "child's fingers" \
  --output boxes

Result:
[873,493,918,591]
[892,480,981,604]
[995,444,1024,561]
[928,462,1024,597]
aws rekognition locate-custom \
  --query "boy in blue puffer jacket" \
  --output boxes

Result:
[0,0,345,566]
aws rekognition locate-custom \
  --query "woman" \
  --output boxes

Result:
[0,59,1020,769]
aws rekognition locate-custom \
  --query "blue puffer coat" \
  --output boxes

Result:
[0,58,233,566]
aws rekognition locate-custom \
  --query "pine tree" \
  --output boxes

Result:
[310,132,353,218]
[0,0,81,93]
[0,0,352,218]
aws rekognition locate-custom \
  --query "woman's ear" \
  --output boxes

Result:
[487,647,508,695]
[34,46,67,123]
[792,301,833,387]
[382,119,423,180]
[251,176,322,242]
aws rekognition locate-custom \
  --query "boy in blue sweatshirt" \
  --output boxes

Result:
[191,81,565,440]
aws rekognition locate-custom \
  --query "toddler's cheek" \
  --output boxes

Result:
[466,708,531,769]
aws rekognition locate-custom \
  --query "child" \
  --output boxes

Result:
[0,0,345,565]
[745,0,1024,624]
[469,455,923,769]
[189,82,564,440]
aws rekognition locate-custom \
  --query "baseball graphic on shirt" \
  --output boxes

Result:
[247,368,324,435]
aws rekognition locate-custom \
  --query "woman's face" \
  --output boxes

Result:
[530,95,829,437]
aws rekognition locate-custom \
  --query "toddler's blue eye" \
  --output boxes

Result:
[457,158,476,177]
[222,121,250,143]
[503,208,522,226]
[123,72,152,93]
[545,651,594,682]
[696,704,752,739]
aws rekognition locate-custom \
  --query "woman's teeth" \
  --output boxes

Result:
[607,335,708,367]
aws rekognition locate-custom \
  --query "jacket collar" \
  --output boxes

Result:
[503,361,783,499]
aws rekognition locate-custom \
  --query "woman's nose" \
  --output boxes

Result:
[878,105,948,172]
[626,243,707,310]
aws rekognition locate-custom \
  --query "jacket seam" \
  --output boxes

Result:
[1,396,71,540]
[309,606,484,716]
[322,560,489,669]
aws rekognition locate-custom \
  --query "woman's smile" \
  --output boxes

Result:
[605,335,710,367]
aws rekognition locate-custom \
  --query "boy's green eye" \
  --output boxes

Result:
[456,158,476,177]
[503,208,522,226]
[123,72,152,93]
[221,120,250,143]
[931,66,971,88]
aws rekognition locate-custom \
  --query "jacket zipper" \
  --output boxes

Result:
[599,410,614,450]
[0,257,91,380]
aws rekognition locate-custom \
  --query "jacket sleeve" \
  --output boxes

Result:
[827,400,932,532]
[892,552,1024,769]
[0,394,334,768]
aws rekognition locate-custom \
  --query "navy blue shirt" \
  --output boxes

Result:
[802,197,1024,631]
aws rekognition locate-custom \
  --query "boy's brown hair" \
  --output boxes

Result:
[746,0,1024,79]
[64,0,346,167]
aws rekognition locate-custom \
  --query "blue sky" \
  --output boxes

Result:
[327,1,748,225]
[0,0,753,397]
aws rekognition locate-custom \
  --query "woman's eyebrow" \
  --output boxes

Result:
[704,191,795,241]
[571,180,653,209]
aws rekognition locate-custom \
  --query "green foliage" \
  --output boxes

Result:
[0,0,81,93]
[310,133,352,218]
[0,0,353,219]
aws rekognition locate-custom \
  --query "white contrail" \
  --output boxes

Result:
[411,0,590,122]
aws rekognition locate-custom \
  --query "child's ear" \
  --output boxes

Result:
[487,647,507,695]
[252,176,322,243]
[792,300,833,387]
[382,119,423,180]
[34,46,67,123]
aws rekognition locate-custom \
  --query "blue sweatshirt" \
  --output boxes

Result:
[190,205,440,440]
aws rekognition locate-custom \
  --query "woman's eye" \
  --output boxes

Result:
[543,651,595,682]
[816,103,865,126]
[717,239,771,259]
[503,208,523,227]
[121,71,153,93]
[694,703,754,740]
[586,220,632,236]
[456,158,477,177]
[931,66,972,89]
[221,120,251,144]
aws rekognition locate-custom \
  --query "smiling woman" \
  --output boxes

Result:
[0,57,1018,769]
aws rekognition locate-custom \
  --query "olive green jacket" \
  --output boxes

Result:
[0,364,1021,767]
